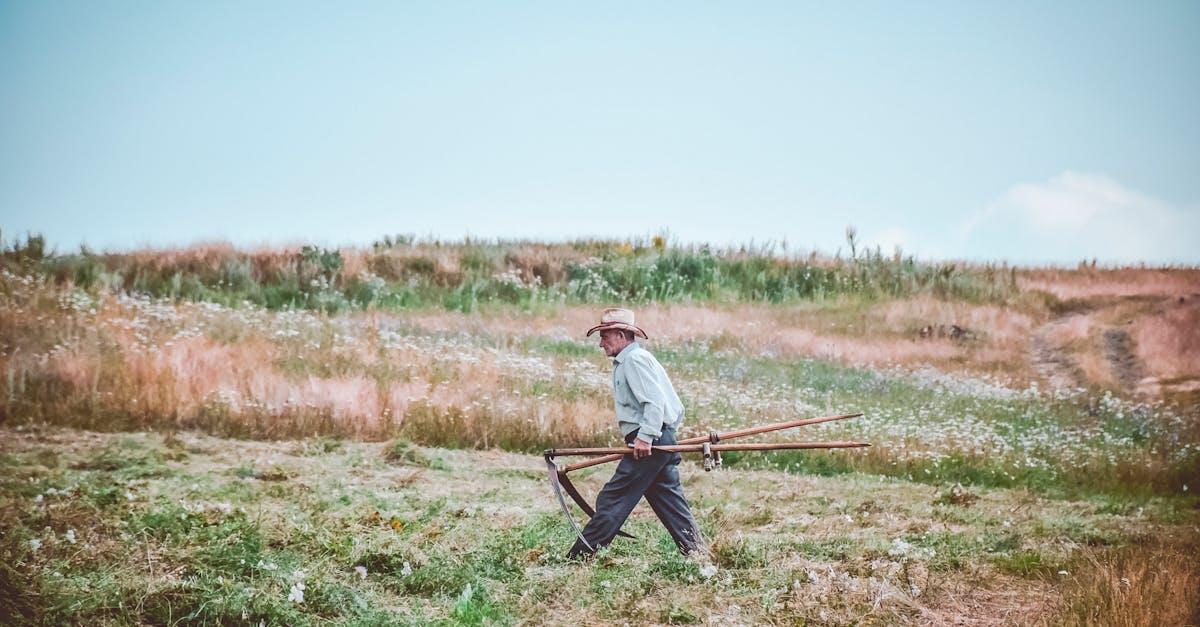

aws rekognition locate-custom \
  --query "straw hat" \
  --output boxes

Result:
[585,307,648,339]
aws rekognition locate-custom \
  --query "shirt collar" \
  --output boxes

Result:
[613,341,639,364]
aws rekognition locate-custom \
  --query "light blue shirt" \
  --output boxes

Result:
[612,342,685,444]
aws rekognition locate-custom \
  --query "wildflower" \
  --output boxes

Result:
[888,539,913,557]
[285,569,308,603]
[28,538,42,551]
[64,529,76,544]
[401,561,413,576]
[34,494,43,503]
[354,565,367,580]
[699,563,719,579]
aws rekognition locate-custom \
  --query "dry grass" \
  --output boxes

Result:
[1018,267,1200,300]
[1057,540,1200,627]
[396,299,1045,383]
[1132,297,1200,387]
[4,267,1199,496]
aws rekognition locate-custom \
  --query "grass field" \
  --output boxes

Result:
[2,238,1198,625]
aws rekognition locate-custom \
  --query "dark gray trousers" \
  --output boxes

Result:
[567,427,702,558]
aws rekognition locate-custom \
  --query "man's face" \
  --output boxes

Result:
[598,329,630,358]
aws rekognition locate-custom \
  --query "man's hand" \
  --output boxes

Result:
[633,438,653,460]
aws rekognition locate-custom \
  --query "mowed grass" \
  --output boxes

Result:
[3,428,1197,626]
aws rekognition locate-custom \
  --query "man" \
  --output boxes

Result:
[567,307,703,559]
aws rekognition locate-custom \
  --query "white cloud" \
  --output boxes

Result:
[958,171,1199,265]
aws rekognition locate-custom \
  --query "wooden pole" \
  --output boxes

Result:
[548,440,870,457]
[558,412,863,472]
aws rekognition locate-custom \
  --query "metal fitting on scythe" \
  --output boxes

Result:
[702,429,721,472]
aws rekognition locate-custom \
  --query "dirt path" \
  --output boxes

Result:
[1029,313,1088,392]
[1028,299,1155,395]
[1102,327,1145,392]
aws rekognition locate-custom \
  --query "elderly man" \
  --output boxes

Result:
[567,308,703,559]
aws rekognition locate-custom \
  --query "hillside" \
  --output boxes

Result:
[1,237,1198,624]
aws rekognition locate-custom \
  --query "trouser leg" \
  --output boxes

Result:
[641,428,703,555]
[566,430,673,559]
[644,462,704,555]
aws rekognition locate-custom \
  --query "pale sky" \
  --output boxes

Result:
[2,1,1198,264]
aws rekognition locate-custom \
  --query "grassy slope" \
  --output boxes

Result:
[2,243,1199,624]
[2,428,1197,626]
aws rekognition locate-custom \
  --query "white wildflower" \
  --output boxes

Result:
[64,529,76,544]
[286,568,308,603]
[354,565,367,580]
[28,538,42,551]
[287,581,305,603]
[699,563,719,579]
[401,561,413,576]
[888,538,913,557]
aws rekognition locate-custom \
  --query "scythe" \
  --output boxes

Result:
[543,412,869,549]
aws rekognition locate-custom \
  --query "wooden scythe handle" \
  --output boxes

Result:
[557,412,863,473]
[548,441,870,457]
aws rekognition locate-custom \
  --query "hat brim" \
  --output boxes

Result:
[586,322,648,339]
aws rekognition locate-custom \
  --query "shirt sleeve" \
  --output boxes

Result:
[623,352,667,444]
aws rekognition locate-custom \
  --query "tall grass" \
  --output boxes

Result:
[1057,540,1200,626]
[2,231,1017,313]
[3,267,1196,498]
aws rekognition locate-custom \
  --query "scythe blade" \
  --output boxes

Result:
[546,455,593,552]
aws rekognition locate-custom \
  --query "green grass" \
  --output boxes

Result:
[1,427,1196,625]
[4,232,1017,314]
